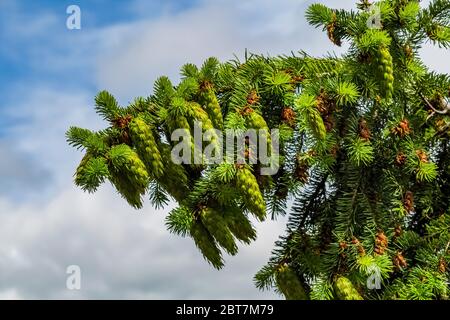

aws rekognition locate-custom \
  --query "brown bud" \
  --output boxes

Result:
[403,191,414,213]
[291,75,305,84]
[375,231,388,255]
[113,115,133,129]
[394,225,402,238]
[339,241,348,250]
[199,80,213,91]
[438,257,447,273]
[358,119,371,141]
[393,252,408,269]
[416,150,429,163]
[241,106,254,116]
[404,45,413,60]
[246,90,259,105]
[391,119,411,137]
[395,152,407,166]
[326,14,341,46]
[281,107,296,127]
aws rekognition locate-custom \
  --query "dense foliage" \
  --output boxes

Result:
[67,0,450,299]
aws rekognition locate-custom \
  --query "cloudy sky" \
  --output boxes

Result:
[0,0,448,299]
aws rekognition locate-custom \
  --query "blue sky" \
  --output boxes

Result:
[0,0,200,93]
[0,0,448,299]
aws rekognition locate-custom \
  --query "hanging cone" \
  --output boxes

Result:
[199,83,223,130]
[375,46,394,98]
[201,208,238,255]
[236,166,266,221]
[129,117,164,177]
[190,220,224,269]
[224,208,257,244]
[275,264,309,300]
[333,276,363,300]
[107,144,149,208]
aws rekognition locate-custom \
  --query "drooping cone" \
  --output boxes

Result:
[107,144,150,209]
[224,207,257,244]
[157,144,190,202]
[129,117,164,178]
[74,153,93,190]
[236,166,266,221]
[201,208,238,255]
[188,102,221,159]
[109,169,144,209]
[275,264,308,300]
[377,46,394,98]
[199,84,223,130]
[190,219,224,269]
[333,276,363,300]
[246,109,272,155]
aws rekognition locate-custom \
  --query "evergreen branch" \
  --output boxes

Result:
[94,90,122,122]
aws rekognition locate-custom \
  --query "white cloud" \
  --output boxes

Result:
[94,0,355,101]
[93,0,447,103]
[1,87,108,198]
[0,183,287,299]
[0,288,22,300]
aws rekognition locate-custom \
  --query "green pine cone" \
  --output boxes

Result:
[129,117,164,178]
[275,265,308,300]
[127,151,151,189]
[247,111,268,131]
[236,167,266,221]
[176,115,191,131]
[246,111,272,156]
[190,220,224,269]
[333,276,363,300]
[309,107,327,140]
[157,144,190,202]
[201,208,238,255]
[109,166,144,209]
[199,88,223,130]
[224,208,257,244]
[171,115,202,165]
[377,47,394,98]
[75,153,92,188]
[107,144,149,207]
[189,102,221,159]
[75,154,109,193]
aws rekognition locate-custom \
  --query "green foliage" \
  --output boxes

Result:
[74,155,109,193]
[67,0,450,300]
[347,138,374,166]
[335,81,360,106]
[166,206,193,237]
[95,90,123,122]
[357,30,392,53]
[66,127,107,155]
[310,277,334,300]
